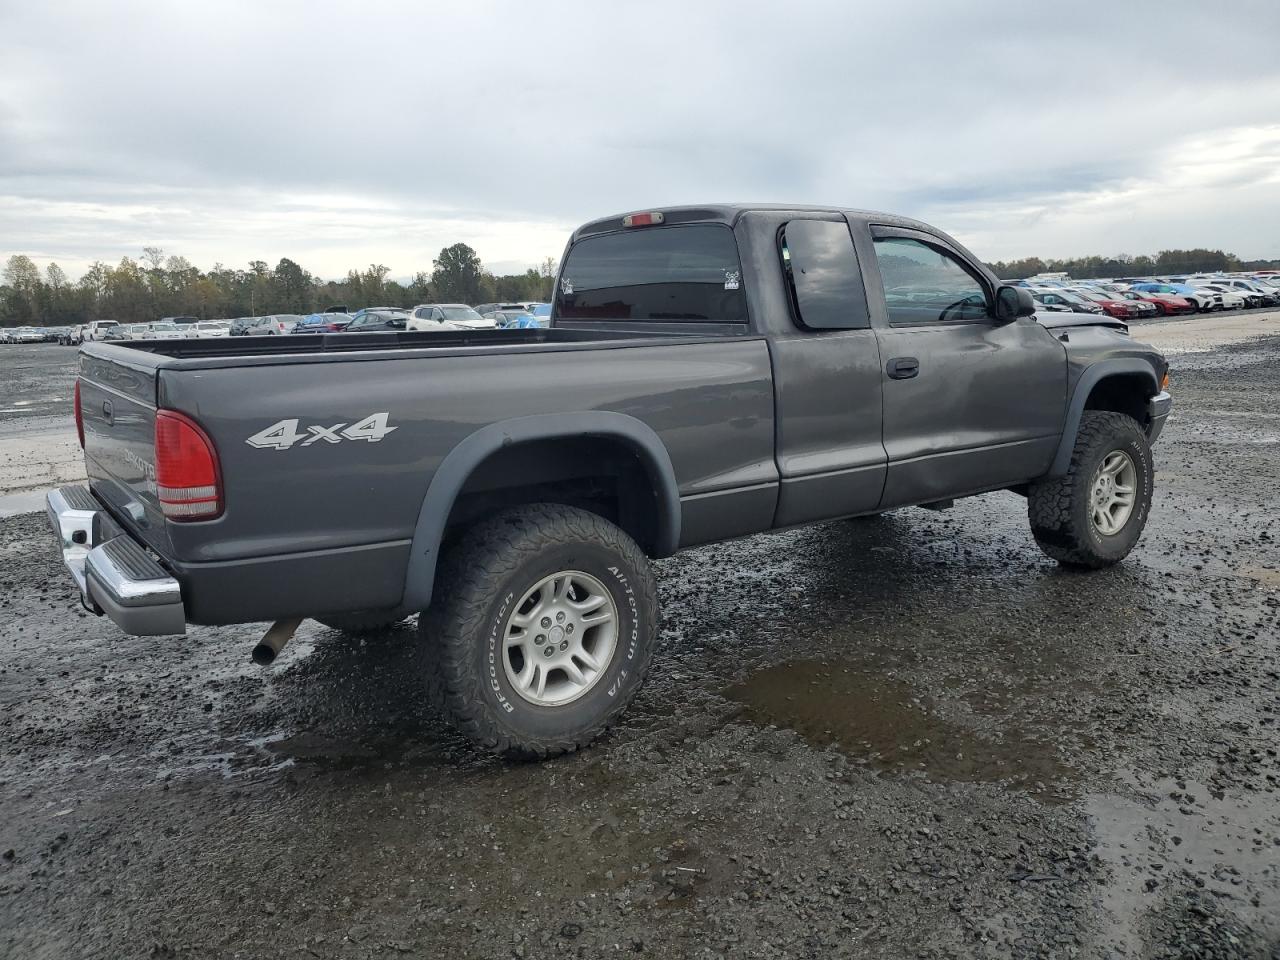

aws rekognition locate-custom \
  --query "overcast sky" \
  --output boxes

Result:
[3,0,1279,281]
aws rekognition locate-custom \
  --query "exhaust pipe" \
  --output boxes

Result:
[252,618,303,666]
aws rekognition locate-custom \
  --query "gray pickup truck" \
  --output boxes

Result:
[49,204,1171,756]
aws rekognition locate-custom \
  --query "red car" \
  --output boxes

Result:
[1068,288,1138,319]
[1117,290,1196,316]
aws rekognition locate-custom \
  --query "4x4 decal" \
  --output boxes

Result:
[246,413,397,450]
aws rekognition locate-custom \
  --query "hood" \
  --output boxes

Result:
[1034,310,1129,333]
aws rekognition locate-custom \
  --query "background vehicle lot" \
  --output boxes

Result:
[1,316,1279,958]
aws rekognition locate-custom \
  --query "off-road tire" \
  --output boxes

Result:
[314,611,408,633]
[1028,411,1154,569]
[421,503,658,758]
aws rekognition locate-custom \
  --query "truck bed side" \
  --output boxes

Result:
[82,337,777,623]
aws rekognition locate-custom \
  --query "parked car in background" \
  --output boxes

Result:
[60,325,84,345]
[1030,289,1103,314]
[81,320,122,341]
[1065,289,1138,319]
[529,303,553,326]
[243,315,305,336]
[479,303,541,326]
[1091,289,1157,318]
[155,316,199,338]
[1129,283,1218,312]
[291,313,354,334]
[228,318,254,336]
[4,326,45,343]
[1197,279,1275,308]
[142,322,186,340]
[1185,284,1246,311]
[191,321,230,338]
[342,309,412,333]
[408,304,497,331]
[1116,289,1195,316]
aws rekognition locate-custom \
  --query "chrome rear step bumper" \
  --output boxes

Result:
[46,485,186,636]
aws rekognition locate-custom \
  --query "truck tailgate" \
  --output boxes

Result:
[78,350,173,558]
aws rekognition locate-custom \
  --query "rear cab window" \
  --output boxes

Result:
[778,219,869,330]
[555,224,747,326]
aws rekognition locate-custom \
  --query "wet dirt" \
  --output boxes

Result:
[2,330,1279,959]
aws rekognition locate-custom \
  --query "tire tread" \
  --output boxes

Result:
[421,504,657,758]
[1028,411,1151,568]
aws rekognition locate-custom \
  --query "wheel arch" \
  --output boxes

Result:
[1047,360,1159,478]
[400,412,680,611]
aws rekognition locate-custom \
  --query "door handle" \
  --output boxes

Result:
[887,357,919,380]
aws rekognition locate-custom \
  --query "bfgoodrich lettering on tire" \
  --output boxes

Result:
[421,504,658,758]
[1028,410,1155,569]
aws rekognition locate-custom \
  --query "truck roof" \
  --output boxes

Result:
[571,204,936,241]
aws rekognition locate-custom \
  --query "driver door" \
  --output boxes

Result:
[866,226,1068,508]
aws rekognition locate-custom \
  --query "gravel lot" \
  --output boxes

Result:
[1,323,1278,960]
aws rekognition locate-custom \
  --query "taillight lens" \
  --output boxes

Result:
[73,379,85,448]
[154,410,222,521]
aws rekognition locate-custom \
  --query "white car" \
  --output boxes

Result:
[1190,284,1247,311]
[124,323,153,340]
[408,303,497,331]
[192,321,230,338]
[11,326,45,343]
[82,320,123,341]
[143,322,186,340]
[244,314,305,335]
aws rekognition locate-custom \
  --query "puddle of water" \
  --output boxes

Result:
[723,659,1077,795]
[1237,566,1280,587]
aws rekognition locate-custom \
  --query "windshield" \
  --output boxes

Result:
[197,323,219,329]
[440,306,483,322]
[1073,291,1107,302]
[151,323,177,331]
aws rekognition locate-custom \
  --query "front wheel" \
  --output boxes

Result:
[1028,411,1154,569]
[421,504,658,758]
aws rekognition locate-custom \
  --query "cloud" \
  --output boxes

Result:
[2,0,1279,279]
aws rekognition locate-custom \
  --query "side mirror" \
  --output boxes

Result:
[995,285,1036,322]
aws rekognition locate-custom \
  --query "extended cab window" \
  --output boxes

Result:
[873,236,988,325]
[779,219,869,329]
[556,224,747,323]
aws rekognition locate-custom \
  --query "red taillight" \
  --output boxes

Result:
[623,211,665,227]
[73,379,85,448]
[154,410,222,521]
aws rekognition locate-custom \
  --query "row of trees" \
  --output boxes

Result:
[6,242,1279,327]
[0,245,557,328]
[985,248,1280,281]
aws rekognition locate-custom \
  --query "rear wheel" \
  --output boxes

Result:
[421,504,658,758]
[1028,411,1154,569]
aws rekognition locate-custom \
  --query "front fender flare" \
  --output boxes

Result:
[1047,359,1159,477]
[399,412,680,612]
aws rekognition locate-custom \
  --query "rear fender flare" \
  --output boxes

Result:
[1047,359,1158,477]
[399,412,680,611]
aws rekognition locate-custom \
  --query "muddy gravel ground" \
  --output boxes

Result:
[1,331,1278,960]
